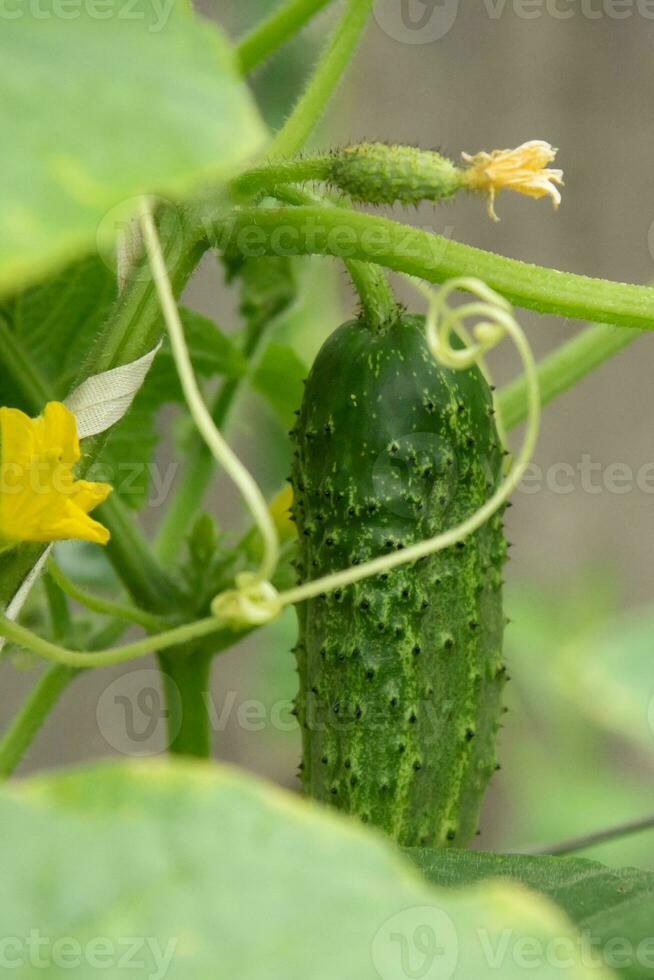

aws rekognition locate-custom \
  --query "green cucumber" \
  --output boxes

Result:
[290,312,507,847]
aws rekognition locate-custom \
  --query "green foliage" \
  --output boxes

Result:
[0,759,616,980]
[497,578,654,872]
[1,2,653,970]
[1,256,247,509]
[0,0,265,296]
[102,308,247,508]
[0,255,116,409]
[408,848,654,980]
[176,513,238,615]
[556,603,654,756]
[251,340,308,428]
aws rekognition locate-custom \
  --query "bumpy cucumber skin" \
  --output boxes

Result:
[290,314,507,848]
[329,143,464,205]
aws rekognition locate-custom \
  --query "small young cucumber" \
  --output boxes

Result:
[290,313,507,847]
[329,142,464,205]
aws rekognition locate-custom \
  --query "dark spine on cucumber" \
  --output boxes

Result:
[290,313,507,847]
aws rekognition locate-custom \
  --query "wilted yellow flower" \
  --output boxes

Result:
[462,140,564,221]
[0,402,112,549]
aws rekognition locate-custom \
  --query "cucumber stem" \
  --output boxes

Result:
[347,259,400,332]
[211,205,654,331]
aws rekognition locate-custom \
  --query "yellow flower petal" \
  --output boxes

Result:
[0,402,112,547]
[462,140,564,221]
[268,484,296,542]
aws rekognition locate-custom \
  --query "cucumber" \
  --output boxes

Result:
[290,313,507,847]
[328,142,464,206]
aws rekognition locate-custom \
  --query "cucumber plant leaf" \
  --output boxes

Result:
[0,255,116,410]
[0,0,266,296]
[0,759,616,980]
[407,848,654,979]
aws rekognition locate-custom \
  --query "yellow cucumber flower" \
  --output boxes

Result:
[268,484,295,542]
[0,402,112,548]
[462,140,564,221]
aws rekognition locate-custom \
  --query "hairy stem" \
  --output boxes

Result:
[237,0,334,74]
[234,157,332,199]
[213,206,654,329]
[269,0,374,159]
[347,259,399,330]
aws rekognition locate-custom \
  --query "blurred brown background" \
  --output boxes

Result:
[3,0,654,866]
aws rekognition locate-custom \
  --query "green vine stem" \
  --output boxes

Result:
[212,205,654,329]
[523,811,654,856]
[47,559,166,633]
[0,665,76,779]
[0,613,227,669]
[237,0,334,75]
[347,259,399,330]
[99,496,180,614]
[498,322,641,429]
[268,0,374,159]
[155,311,270,565]
[158,649,213,757]
[234,145,464,205]
[43,572,72,642]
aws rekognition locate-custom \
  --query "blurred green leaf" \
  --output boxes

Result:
[557,605,654,757]
[102,308,246,508]
[488,578,654,872]
[0,0,265,296]
[408,848,654,980]
[0,255,116,410]
[0,759,616,980]
[251,341,307,428]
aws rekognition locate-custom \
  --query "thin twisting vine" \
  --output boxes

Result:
[211,277,540,628]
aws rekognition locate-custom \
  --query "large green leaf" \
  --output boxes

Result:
[0,760,614,980]
[408,848,654,979]
[0,0,265,296]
